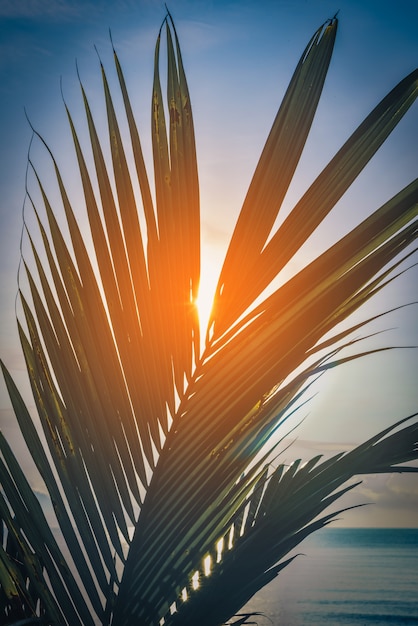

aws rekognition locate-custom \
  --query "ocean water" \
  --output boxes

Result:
[242,528,418,625]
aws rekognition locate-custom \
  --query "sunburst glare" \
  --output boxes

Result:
[195,245,222,343]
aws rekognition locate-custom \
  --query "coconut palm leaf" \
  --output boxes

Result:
[1,12,417,626]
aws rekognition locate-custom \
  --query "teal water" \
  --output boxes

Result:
[242,528,418,625]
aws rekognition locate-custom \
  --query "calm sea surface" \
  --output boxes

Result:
[242,528,418,625]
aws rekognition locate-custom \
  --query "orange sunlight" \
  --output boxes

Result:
[195,246,222,341]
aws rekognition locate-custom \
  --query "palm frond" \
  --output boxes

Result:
[1,11,417,626]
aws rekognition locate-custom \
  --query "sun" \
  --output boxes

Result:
[195,274,216,337]
[195,247,222,339]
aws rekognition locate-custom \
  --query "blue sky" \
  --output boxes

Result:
[0,0,417,526]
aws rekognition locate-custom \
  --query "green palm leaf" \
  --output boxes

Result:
[1,11,417,626]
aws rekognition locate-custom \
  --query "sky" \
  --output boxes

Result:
[0,0,417,528]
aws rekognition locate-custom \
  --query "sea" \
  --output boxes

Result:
[241,527,418,625]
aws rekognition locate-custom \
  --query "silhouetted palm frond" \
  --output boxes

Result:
[1,12,417,626]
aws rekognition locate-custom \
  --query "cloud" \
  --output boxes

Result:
[0,0,159,21]
[0,0,82,20]
[363,473,418,508]
[335,473,418,527]
[271,439,418,527]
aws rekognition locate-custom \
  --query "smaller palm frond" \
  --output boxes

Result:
[1,11,417,626]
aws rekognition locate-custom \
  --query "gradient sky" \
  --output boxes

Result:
[0,0,417,527]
